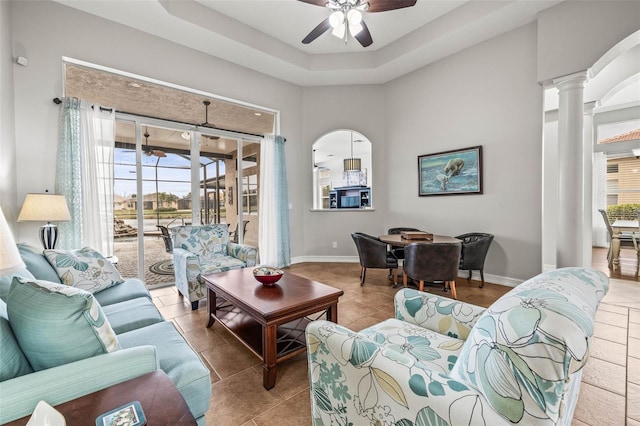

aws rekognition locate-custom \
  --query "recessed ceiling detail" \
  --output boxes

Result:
[53,0,564,86]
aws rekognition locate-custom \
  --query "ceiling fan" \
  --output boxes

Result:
[142,128,166,158]
[199,100,220,140]
[299,0,417,47]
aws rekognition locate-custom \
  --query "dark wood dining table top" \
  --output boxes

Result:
[378,234,461,246]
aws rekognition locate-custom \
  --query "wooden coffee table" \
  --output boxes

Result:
[202,268,343,389]
[5,371,196,425]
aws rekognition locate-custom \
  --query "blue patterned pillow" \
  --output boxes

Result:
[44,247,124,293]
[7,278,120,371]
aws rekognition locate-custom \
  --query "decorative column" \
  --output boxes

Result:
[554,71,588,268]
[582,102,596,267]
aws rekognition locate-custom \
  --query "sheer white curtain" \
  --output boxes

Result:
[593,152,608,247]
[258,135,291,267]
[56,98,115,255]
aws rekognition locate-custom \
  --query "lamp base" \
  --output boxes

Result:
[40,223,59,250]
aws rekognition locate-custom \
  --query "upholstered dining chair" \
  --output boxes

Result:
[403,242,462,299]
[598,209,638,268]
[455,232,494,288]
[351,232,398,286]
[387,227,420,260]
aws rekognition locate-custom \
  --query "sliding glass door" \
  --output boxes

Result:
[113,118,262,285]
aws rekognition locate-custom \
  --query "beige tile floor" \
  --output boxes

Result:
[149,263,640,426]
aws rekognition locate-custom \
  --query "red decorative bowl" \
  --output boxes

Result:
[253,266,284,286]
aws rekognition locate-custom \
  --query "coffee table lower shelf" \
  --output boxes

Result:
[214,302,312,361]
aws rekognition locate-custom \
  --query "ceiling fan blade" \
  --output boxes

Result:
[367,0,417,13]
[354,20,373,47]
[297,0,327,7]
[302,18,332,44]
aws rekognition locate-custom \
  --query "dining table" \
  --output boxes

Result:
[378,234,461,246]
[610,219,639,270]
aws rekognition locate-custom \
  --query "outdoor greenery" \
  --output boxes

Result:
[114,209,191,219]
[606,203,640,221]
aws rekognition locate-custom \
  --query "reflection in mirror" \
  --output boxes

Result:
[312,130,372,210]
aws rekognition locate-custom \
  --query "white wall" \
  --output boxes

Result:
[0,0,18,228]
[537,1,640,84]
[384,23,543,281]
[300,84,386,259]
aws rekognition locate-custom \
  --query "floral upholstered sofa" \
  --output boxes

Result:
[171,224,257,310]
[306,267,609,425]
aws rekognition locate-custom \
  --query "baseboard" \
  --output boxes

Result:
[291,255,359,264]
[290,256,522,287]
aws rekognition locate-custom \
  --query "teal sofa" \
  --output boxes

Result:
[0,244,211,425]
[307,267,609,426]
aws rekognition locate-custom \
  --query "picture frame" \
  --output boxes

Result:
[418,146,482,196]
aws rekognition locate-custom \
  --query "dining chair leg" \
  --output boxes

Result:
[467,270,472,281]
[360,267,366,286]
[392,268,398,287]
[418,280,424,292]
[448,280,458,299]
[479,270,485,288]
[403,272,408,288]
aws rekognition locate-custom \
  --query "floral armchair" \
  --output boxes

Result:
[171,224,257,310]
[306,267,609,425]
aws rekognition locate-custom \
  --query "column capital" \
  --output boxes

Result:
[553,71,588,90]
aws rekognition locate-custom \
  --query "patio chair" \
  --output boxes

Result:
[229,220,249,243]
[156,225,173,254]
[598,209,638,268]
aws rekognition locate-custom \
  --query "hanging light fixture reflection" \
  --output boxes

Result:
[343,131,361,171]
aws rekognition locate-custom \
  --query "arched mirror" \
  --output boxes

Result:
[312,129,372,210]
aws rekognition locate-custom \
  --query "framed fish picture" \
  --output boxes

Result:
[418,146,482,196]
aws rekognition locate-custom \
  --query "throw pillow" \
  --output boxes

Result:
[7,277,120,371]
[0,267,35,302]
[17,243,62,284]
[44,247,124,293]
[0,299,33,380]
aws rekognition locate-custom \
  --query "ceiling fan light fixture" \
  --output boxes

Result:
[347,9,362,25]
[329,11,344,28]
[349,22,363,36]
[332,23,346,38]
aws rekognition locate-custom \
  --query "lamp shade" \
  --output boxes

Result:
[0,207,26,275]
[343,158,362,171]
[17,194,71,222]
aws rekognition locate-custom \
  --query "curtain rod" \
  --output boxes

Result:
[52,97,268,140]
[53,97,113,113]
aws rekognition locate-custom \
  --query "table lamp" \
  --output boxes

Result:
[0,207,26,275]
[17,193,71,250]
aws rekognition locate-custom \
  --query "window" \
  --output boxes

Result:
[312,129,372,210]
